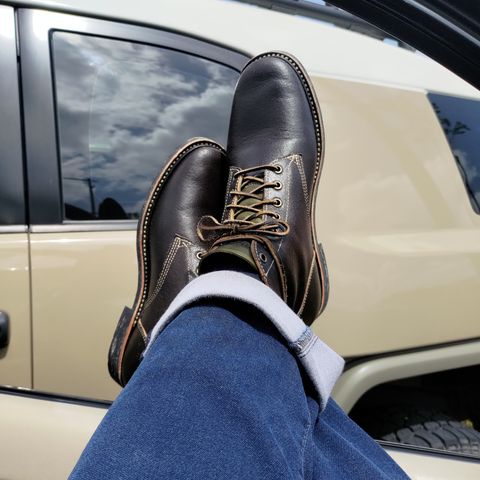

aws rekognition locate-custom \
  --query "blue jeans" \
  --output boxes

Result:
[70,301,407,479]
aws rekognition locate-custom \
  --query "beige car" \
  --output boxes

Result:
[1,0,480,478]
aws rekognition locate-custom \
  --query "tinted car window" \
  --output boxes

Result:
[51,32,238,221]
[429,93,480,214]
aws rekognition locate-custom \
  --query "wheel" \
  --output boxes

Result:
[382,420,480,456]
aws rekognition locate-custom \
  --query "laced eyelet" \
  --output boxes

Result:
[196,251,205,260]
[259,252,268,262]
[272,212,280,219]
[273,198,283,208]
[273,181,282,190]
[274,165,283,174]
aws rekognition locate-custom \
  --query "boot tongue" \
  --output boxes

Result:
[198,174,266,275]
[207,240,257,270]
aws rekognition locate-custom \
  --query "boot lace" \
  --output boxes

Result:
[198,164,289,241]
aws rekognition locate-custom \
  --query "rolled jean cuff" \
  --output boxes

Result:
[144,271,344,411]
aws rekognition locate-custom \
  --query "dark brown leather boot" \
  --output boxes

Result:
[199,52,329,325]
[109,139,228,386]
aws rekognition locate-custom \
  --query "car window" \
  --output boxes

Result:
[51,32,238,221]
[428,93,480,214]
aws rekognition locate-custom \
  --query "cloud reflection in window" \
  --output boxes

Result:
[52,32,238,220]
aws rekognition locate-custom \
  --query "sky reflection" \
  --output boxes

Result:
[52,32,238,220]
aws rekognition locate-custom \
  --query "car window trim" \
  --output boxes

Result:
[0,6,25,226]
[19,8,248,226]
[427,91,480,215]
[0,225,28,234]
[30,221,137,233]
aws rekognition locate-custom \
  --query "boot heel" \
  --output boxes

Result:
[108,306,133,383]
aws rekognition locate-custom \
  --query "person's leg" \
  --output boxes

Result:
[308,399,408,478]
[71,302,315,479]
[71,274,407,480]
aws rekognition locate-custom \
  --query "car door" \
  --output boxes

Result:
[19,9,247,399]
[0,5,31,388]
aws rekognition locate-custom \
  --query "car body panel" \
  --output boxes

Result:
[0,388,478,480]
[0,5,31,388]
[0,234,31,387]
[30,230,131,398]
[386,446,480,479]
[0,390,107,480]
[312,75,480,356]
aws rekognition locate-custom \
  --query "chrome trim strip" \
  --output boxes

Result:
[0,225,28,234]
[30,221,137,233]
[0,385,111,409]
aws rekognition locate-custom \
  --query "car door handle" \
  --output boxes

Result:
[0,311,9,348]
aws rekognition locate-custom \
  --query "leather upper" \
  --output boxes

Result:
[222,52,328,325]
[119,141,228,384]
[228,54,319,182]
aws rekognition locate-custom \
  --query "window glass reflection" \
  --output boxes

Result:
[52,32,238,220]
[429,93,480,214]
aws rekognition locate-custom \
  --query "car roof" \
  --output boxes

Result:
[6,0,480,99]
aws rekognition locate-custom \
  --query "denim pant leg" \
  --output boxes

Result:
[70,303,407,479]
[307,399,408,479]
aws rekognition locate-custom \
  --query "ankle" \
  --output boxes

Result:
[199,242,260,281]
[200,252,260,277]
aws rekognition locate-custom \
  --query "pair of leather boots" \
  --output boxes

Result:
[109,51,329,387]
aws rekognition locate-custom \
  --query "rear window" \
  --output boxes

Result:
[428,93,480,213]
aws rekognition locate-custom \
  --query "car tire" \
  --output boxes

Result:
[382,420,480,456]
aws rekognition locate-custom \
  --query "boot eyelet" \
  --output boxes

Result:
[274,165,283,174]
[259,252,268,262]
[196,251,205,260]
[273,198,283,208]
[273,181,283,190]
[272,213,280,219]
